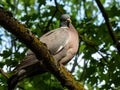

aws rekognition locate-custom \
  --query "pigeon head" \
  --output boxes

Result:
[60,14,71,27]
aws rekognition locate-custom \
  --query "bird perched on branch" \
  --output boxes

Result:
[8,14,79,90]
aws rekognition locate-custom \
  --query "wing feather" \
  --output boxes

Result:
[40,28,69,55]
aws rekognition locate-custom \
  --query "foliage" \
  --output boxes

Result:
[0,0,120,89]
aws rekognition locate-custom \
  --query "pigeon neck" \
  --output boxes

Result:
[60,21,70,27]
[69,23,78,32]
[60,23,74,29]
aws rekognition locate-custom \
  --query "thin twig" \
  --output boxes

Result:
[95,0,120,53]
[70,55,79,73]
[45,0,64,32]
[79,60,88,82]
[45,10,57,32]
[44,0,59,32]
[54,0,63,14]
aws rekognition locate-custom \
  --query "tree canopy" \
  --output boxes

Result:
[0,0,120,90]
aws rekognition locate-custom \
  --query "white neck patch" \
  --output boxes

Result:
[60,27,68,28]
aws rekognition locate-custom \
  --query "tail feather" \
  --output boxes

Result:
[7,59,47,90]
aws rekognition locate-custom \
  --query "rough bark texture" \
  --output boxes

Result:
[0,7,85,90]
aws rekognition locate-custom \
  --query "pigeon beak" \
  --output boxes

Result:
[67,18,71,23]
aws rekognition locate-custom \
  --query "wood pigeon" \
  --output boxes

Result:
[8,14,79,89]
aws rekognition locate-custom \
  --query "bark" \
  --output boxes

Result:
[0,7,85,90]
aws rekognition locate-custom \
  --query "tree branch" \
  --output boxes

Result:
[45,8,57,32]
[70,55,79,73]
[0,7,85,90]
[54,0,63,14]
[45,0,64,32]
[95,0,120,53]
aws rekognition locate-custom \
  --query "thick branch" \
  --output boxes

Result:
[95,0,120,53]
[0,7,85,90]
